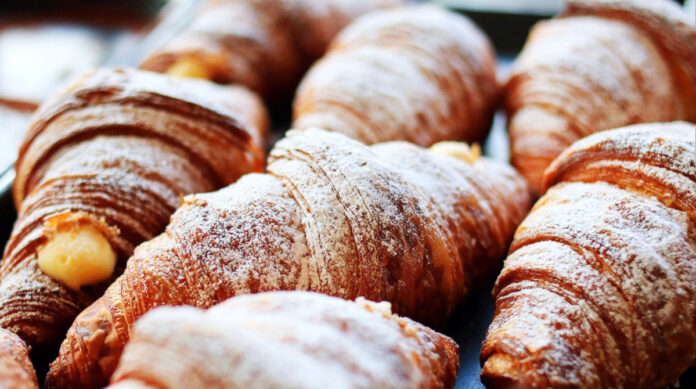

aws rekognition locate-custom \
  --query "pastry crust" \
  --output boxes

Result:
[505,0,696,195]
[140,0,403,101]
[293,5,498,146]
[107,292,459,389]
[481,122,696,388]
[0,68,268,353]
[0,328,37,389]
[47,128,531,388]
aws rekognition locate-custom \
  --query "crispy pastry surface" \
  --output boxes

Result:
[140,0,403,101]
[293,5,498,146]
[505,0,696,195]
[47,128,531,388]
[107,291,459,389]
[0,68,268,353]
[481,122,696,388]
[0,328,38,389]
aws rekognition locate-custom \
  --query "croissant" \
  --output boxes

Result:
[106,291,459,389]
[140,0,403,101]
[292,5,498,146]
[0,68,268,354]
[0,328,37,389]
[46,128,531,388]
[505,0,696,195]
[480,121,696,388]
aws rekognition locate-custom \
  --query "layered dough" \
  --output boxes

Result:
[47,128,531,388]
[0,328,37,389]
[293,5,498,145]
[505,0,696,194]
[481,122,696,388]
[107,292,459,389]
[0,68,268,353]
[141,0,403,101]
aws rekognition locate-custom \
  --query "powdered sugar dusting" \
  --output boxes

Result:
[108,292,458,389]
[505,0,696,194]
[293,5,497,146]
[51,128,530,387]
[1,67,267,359]
[483,124,696,388]
[140,0,402,99]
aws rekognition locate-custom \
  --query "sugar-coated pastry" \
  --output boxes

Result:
[505,0,696,195]
[47,128,531,388]
[482,122,696,388]
[0,68,268,354]
[294,5,498,146]
[107,292,460,389]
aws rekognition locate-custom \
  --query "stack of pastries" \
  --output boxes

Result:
[0,68,268,354]
[140,0,405,102]
[44,126,529,388]
[0,0,695,388]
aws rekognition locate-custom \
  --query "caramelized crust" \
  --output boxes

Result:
[107,292,459,389]
[481,122,696,388]
[505,0,696,195]
[0,68,268,353]
[0,328,38,389]
[140,0,403,101]
[47,128,531,388]
[293,5,498,146]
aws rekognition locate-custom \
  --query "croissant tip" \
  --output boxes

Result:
[481,353,531,389]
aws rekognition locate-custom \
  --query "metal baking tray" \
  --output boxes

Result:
[1,2,694,388]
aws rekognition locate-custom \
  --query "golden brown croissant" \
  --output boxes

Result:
[0,68,268,354]
[140,0,403,101]
[46,128,531,388]
[481,121,696,388]
[0,328,38,389]
[505,0,696,195]
[292,5,498,146]
[106,291,459,389]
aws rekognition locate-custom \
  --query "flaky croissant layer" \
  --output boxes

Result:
[0,328,37,389]
[293,5,498,146]
[481,121,696,388]
[505,0,696,195]
[141,0,403,101]
[47,128,531,388]
[107,291,459,389]
[0,68,268,353]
